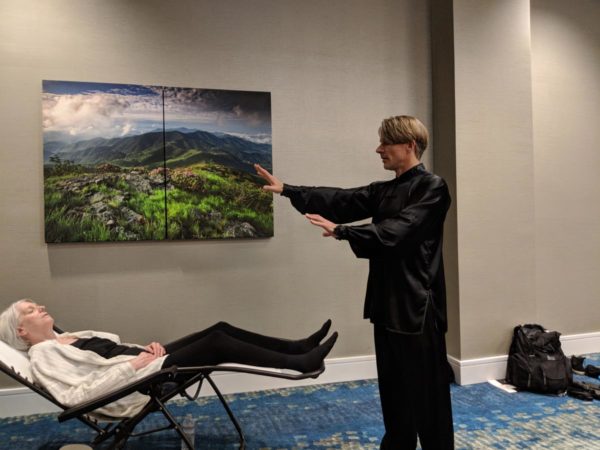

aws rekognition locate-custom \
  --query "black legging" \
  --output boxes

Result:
[162,321,335,373]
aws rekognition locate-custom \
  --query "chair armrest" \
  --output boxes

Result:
[58,366,178,422]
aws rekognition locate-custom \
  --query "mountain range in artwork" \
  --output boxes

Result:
[43,81,273,243]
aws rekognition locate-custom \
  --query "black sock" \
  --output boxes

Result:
[277,319,333,354]
[300,319,332,351]
[288,331,338,373]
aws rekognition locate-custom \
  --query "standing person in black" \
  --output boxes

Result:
[255,115,454,449]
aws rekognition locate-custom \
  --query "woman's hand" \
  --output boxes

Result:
[305,214,338,237]
[129,352,159,370]
[144,342,166,357]
[254,164,283,194]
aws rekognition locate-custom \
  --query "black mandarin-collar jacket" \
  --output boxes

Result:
[282,164,451,334]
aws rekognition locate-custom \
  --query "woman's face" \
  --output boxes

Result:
[17,301,54,338]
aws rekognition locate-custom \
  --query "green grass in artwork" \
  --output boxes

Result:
[227,208,272,233]
[44,172,166,242]
[43,161,273,242]
[164,163,273,240]
[128,190,166,224]
[44,206,112,242]
[166,191,227,240]
[201,171,228,188]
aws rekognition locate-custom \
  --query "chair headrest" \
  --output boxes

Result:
[0,339,33,382]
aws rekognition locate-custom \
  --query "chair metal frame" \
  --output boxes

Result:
[0,328,325,449]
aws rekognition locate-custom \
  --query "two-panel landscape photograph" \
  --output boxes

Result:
[42,80,273,243]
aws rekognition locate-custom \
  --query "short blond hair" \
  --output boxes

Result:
[379,115,429,159]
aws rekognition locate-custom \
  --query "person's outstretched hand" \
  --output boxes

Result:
[254,164,283,194]
[306,214,337,238]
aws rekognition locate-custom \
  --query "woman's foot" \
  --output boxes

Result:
[305,319,332,348]
[287,319,332,354]
[293,331,338,373]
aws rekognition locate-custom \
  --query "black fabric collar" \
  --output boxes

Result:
[395,163,425,182]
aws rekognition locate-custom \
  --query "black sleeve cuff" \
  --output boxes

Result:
[334,225,350,240]
[281,183,296,198]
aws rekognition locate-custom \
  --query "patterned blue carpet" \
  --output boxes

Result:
[1,354,599,449]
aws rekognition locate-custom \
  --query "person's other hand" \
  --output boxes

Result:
[254,164,283,194]
[129,352,159,370]
[144,342,166,357]
[305,214,337,237]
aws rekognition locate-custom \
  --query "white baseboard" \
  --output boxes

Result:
[448,354,508,386]
[0,387,62,417]
[448,331,600,386]
[1,331,598,418]
[558,331,600,356]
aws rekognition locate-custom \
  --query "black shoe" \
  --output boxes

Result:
[571,381,600,400]
[584,364,600,379]
[571,355,586,375]
[567,385,594,401]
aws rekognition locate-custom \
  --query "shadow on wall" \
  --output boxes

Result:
[46,239,273,277]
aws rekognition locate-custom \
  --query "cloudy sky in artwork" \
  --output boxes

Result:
[42,81,272,143]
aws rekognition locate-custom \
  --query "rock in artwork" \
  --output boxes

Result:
[42,80,273,243]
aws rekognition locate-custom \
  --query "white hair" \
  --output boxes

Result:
[0,299,33,351]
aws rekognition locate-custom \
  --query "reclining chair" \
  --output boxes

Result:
[0,329,325,449]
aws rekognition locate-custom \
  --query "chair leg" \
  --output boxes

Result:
[204,374,246,449]
[90,424,119,448]
[103,402,156,450]
[106,425,133,450]
[153,396,195,450]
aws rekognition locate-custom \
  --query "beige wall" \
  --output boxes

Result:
[531,0,600,333]
[0,0,432,388]
[433,0,600,360]
[452,0,537,359]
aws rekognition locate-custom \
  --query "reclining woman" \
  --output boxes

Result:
[0,299,337,417]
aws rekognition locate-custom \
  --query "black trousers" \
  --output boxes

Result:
[374,311,454,450]
[161,321,321,373]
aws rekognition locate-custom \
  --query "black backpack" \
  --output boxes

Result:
[506,324,572,394]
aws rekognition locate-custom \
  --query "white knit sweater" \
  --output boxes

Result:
[29,330,167,418]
